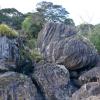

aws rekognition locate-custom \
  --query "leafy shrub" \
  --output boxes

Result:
[0,24,18,37]
[93,24,100,35]
[20,47,42,62]
[30,49,43,62]
[88,32,100,53]
[22,13,44,38]
[77,23,100,53]
[19,38,42,62]
[26,39,37,49]
[87,24,100,53]
[77,23,94,36]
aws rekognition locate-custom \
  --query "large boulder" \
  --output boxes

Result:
[0,36,19,71]
[37,22,98,70]
[0,72,43,100]
[32,63,72,100]
[71,82,100,100]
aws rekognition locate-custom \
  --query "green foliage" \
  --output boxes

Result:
[20,38,42,62]
[36,1,74,24]
[77,23,94,36]
[77,23,100,53]
[88,24,100,53]
[0,24,18,37]
[89,32,100,52]
[0,8,25,30]
[22,16,32,36]
[29,49,43,62]
[64,18,75,26]
[22,12,44,38]
[93,24,100,34]
[26,39,37,49]
[21,12,44,61]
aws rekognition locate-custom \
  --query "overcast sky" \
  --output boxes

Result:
[0,0,100,25]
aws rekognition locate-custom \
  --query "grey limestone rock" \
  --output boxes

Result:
[71,82,100,100]
[37,22,98,70]
[0,36,19,71]
[0,72,42,100]
[32,63,71,100]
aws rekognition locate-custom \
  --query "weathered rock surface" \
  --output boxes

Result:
[0,23,99,100]
[37,22,98,70]
[32,63,71,100]
[0,36,19,71]
[71,82,100,100]
[37,22,76,50]
[79,66,100,85]
[85,96,100,100]
[0,72,42,100]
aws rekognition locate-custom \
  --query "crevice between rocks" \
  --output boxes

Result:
[30,76,46,100]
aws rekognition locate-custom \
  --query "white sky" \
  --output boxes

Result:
[0,0,100,25]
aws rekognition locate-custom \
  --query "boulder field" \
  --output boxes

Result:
[0,22,100,100]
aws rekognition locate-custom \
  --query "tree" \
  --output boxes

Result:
[77,23,94,36]
[93,24,100,35]
[22,12,45,38]
[89,32,100,53]
[88,24,100,53]
[36,1,74,25]
[64,18,75,26]
[77,23,100,53]
[0,8,25,30]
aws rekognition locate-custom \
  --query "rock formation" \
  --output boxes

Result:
[32,63,71,100]
[79,67,100,85]
[37,22,99,70]
[71,82,100,100]
[0,22,99,100]
[0,36,19,71]
[0,72,42,100]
